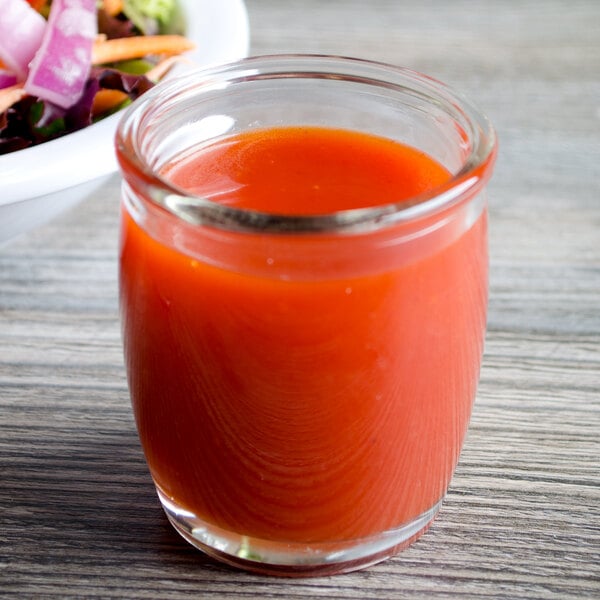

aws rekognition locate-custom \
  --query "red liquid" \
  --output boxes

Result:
[119,127,488,543]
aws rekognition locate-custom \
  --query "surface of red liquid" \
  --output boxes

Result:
[119,126,488,543]
[163,126,452,214]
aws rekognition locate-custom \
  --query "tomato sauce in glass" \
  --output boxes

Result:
[119,126,488,544]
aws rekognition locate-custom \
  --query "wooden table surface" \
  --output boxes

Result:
[1,1,599,598]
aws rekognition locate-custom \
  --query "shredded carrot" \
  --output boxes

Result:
[0,84,26,114]
[26,0,47,11]
[92,35,195,65]
[91,88,129,117]
[102,0,123,17]
[145,56,191,82]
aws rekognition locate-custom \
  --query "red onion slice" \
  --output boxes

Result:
[0,69,18,90]
[25,0,97,109]
[0,0,46,79]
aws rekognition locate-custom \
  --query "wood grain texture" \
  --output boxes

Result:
[1,1,599,598]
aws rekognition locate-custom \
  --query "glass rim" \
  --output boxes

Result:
[116,53,498,234]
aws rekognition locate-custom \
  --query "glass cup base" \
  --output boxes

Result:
[157,487,442,577]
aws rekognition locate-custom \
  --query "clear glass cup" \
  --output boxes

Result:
[116,55,497,577]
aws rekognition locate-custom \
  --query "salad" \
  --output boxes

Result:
[0,0,194,155]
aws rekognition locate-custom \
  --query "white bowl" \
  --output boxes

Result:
[0,0,250,245]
